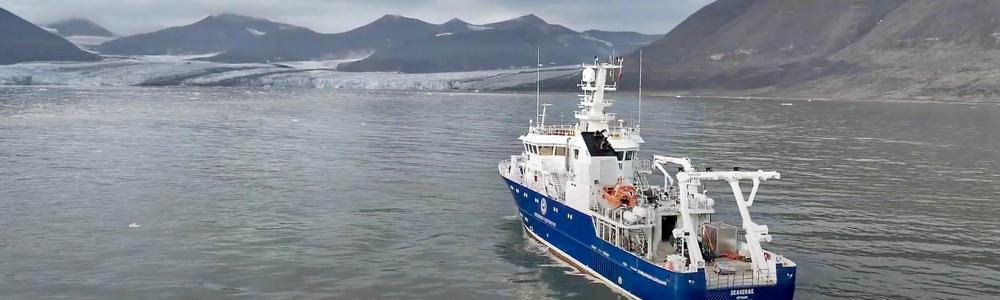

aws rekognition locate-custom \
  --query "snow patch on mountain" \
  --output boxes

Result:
[66,35,116,46]
[580,34,613,48]
[467,25,492,31]
[246,28,266,36]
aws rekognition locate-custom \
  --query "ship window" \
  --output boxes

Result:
[523,143,529,153]
[554,147,567,156]
[540,146,554,155]
[531,145,538,154]
[616,151,625,161]
[625,151,635,161]
[574,149,579,159]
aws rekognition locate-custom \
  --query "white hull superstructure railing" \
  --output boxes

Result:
[500,156,570,202]
[528,124,577,136]
[526,124,640,138]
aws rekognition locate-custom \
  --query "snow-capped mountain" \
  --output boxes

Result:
[97,14,306,55]
[93,13,659,73]
[338,14,659,73]
[205,14,445,63]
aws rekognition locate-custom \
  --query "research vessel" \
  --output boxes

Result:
[497,57,796,299]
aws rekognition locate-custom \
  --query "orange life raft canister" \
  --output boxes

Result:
[601,177,637,207]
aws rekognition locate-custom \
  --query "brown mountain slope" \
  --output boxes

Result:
[625,0,1000,102]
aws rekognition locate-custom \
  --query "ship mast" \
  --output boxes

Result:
[575,57,623,132]
[535,46,541,123]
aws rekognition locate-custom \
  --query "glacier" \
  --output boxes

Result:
[0,56,578,91]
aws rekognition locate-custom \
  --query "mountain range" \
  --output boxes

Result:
[93,13,660,73]
[337,15,659,73]
[5,1,999,102]
[621,0,1000,102]
[0,7,98,64]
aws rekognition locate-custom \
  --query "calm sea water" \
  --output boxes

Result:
[1,86,998,300]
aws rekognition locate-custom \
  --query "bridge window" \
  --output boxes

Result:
[554,147,567,156]
[526,145,569,156]
[616,150,636,161]
[538,146,552,155]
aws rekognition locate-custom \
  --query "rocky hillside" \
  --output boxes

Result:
[625,0,1000,102]
[0,7,99,64]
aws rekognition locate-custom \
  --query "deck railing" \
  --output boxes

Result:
[705,268,776,289]
[529,124,576,136]
[501,157,568,201]
[606,126,640,139]
[634,159,653,174]
[498,159,512,176]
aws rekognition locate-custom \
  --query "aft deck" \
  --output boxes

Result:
[649,241,781,289]
[705,258,771,288]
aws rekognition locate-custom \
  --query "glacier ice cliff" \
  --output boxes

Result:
[0,56,578,91]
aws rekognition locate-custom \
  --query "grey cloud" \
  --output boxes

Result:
[5,0,713,35]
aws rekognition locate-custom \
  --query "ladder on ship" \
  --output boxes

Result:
[636,229,652,259]
[548,174,566,200]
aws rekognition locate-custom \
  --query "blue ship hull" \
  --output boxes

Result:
[501,177,796,300]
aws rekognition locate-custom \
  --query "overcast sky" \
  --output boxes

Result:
[4,0,713,35]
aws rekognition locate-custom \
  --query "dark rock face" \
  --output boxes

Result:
[0,7,99,64]
[624,0,1000,102]
[96,14,306,55]
[44,18,115,37]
